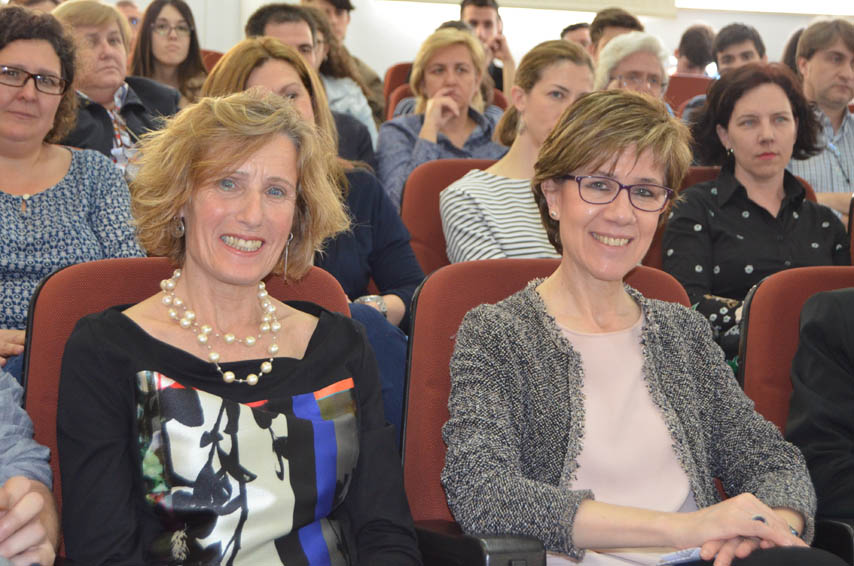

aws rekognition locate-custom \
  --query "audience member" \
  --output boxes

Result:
[115,0,141,48]
[58,89,421,565]
[303,6,378,147]
[245,2,375,165]
[781,27,804,77]
[560,22,590,49]
[786,288,854,520]
[442,89,835,566]
[460,0,515,96]
[0,4,143,384]
[129,0,207,108]
[202,37,424,436]
[391,19,497,118]
[788,19,854,215]
[664,63,848,359]
[675,23,715,75]
[7,0,58,12]
[440,40,592,262]
[681,22,767,124]
[377,28,507,209]
[594,31,668,100]
[300,0,384,123]
[53,0,179,173]
[588,6,643,60]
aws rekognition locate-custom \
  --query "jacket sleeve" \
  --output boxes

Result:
[376,118,442,211]
[441,306,593,560]
[335,322,422,565]
[786,290,854,519]
[58,316,150,565]
[680,307,817,541]
[440,181,507,263]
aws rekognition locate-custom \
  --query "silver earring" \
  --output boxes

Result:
[171,217,185,238]
[727,147,734,157]
[282,232,294,281]
[549,210,558,219]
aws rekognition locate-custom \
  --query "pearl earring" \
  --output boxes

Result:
[549,210,558,219]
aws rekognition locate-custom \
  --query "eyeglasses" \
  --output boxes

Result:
[561,175,674,212]
[611,72,665,93]
[151,22,192,37]
[0,65,68,95]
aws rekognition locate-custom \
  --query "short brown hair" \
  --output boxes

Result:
[0,5,78,142]
[131,90,349,280]
[589,7,643,49]
[532,90,691,254]
[692,63,821,165]
[496,40,593,146]
[410,28,486,114]
[797,18,854,64]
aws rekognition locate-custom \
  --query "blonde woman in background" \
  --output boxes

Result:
[440,40,593,263]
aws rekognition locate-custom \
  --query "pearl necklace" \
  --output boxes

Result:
[160,269,281,385]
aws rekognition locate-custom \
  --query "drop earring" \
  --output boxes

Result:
[282,233,294,281]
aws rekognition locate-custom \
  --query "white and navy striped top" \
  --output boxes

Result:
[440,169,559,263]
[788,108,854,194]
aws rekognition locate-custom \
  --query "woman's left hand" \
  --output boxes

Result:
[0,330,24,367]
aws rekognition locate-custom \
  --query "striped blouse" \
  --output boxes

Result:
[440,169,559,263]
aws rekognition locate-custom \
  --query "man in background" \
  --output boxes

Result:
[561,22,591,50]
[674,24,715,75]
[460,0,514,97]
[588,6,643,60]
[789,18,854,216]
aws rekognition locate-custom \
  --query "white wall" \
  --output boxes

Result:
[122,0,831,77]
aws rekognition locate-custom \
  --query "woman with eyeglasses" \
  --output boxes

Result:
[441,90,847,566]
[129,0,207,108]
[0,8,142,562]
[53,0,179,174]
[594,31,669,106]
[663,63,848,360]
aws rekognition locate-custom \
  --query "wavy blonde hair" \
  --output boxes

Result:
[131,89,349,280]
[410,28,486,114]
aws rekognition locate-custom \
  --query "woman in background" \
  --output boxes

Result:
[129,0,207,108]
[663,63,848,358]
[441,40,593,263]
[377,27,507,209]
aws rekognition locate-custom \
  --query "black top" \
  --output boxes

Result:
[333,111,376,169]
[786,288,854,520]
[58,302,421,566]
[663,163,849,337]
[315,169,424,332]
[60,76,180,157]
[487,62,503,92]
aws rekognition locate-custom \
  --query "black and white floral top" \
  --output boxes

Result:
[663,163,849,341]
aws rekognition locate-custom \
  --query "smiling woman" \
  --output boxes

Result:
[53,0,180,172]
[58,90,422,565]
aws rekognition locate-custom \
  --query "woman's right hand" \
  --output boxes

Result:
[0,330,24,367]
[419,88,460,142]
[672,494,806,566]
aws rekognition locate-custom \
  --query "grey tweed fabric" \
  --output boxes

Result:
[441,280,815,560]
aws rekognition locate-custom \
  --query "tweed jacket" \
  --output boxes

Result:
[441,281,816,560]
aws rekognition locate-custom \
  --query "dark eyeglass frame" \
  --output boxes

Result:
[151,22,193,37]
[0,65,68,95]
[560,174,674,213]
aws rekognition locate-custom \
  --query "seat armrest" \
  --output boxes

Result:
[416,519,545,566]
[814,517,854,565]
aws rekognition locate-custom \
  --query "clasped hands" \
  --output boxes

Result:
[673,493,806,566]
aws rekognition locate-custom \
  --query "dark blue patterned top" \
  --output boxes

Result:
[0,148,144,331]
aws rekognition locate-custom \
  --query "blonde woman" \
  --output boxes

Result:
[376,28,508,209]
[58,90,421,565]
[440,40,593,263]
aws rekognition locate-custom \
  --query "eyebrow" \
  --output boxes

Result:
[591,170,662,184]
[549,85,570,93]
[738,50,756,58]
[230,170,296,187]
